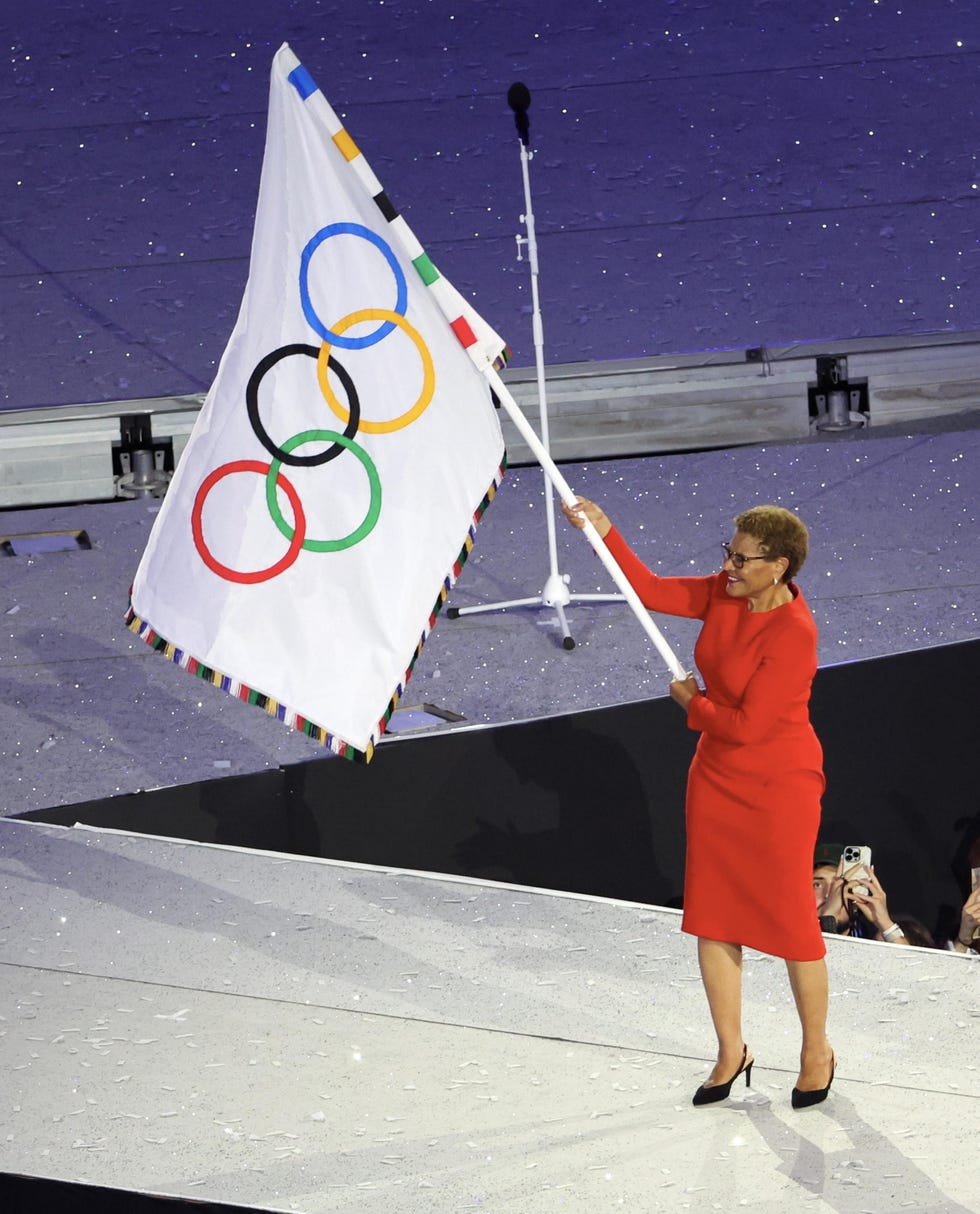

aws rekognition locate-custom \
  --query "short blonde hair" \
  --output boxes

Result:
[734,505,809,582]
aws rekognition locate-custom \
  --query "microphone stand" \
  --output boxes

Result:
[446,83,623,650]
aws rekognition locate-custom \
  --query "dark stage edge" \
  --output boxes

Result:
[21,637,980,945]
[0,1174,255,1214]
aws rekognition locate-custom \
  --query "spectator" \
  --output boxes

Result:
[812,846,910,945]
[943,886,980,955]
[892,916,937,949]
[813,842,844,930]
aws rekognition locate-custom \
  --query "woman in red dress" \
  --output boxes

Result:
[563,499,835,1108]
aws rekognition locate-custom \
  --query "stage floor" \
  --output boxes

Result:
[2,818,977,1212]
[2,410,979,819]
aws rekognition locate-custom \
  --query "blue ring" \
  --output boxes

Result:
[299,223,407,349]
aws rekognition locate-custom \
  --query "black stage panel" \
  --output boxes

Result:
[23,639,979,941]
[0,1174,256,1214]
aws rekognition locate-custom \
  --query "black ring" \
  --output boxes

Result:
[246,343,361,467]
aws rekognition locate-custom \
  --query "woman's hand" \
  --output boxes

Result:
[669,674,702,711]
[560,496,612,539]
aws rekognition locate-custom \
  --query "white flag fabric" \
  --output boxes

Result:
[128,43,507,761]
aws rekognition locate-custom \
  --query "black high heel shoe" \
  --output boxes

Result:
[692,1044,753,1106]
[791,1053,835,1109]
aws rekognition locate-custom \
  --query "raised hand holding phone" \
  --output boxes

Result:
[842,844,872,896]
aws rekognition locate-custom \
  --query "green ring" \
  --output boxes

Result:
[266,429,381,552]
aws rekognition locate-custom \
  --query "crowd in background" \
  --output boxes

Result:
[812,840,980,954]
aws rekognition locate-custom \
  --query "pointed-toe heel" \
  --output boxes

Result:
[692,1045,752,1106]
[791,1054,835,1110]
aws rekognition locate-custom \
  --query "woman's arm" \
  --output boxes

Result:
[560,496,713,619]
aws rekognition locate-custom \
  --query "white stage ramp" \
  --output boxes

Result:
[2,818,977,1213]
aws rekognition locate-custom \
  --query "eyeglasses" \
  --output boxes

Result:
[720,542,771,570]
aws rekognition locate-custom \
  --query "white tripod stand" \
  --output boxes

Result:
[446,83,624,650]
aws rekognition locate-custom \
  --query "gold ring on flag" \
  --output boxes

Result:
[316,309,435,434]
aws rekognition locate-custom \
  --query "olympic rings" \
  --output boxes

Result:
[266,429,382,553]
[246,343,360,467]
[193,225,436,585]
[192,461,307,584]
[317,309,435,434]
[299,223,407,348]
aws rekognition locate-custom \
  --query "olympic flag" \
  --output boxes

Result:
[128,44,507,761]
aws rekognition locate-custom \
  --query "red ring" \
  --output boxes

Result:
[192,460,306,584]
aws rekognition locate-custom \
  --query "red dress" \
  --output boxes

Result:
[606,528,826,961]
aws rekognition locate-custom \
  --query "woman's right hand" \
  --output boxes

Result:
[560,496,612,539]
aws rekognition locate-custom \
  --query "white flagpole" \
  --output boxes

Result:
[485,365,688,682]
[285,44,687,684]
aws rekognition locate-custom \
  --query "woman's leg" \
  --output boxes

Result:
[697,937,751,1083]
[785,957,834,1089]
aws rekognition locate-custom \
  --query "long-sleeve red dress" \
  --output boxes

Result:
[606,528,826,962]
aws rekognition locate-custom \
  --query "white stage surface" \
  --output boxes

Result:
[2,818,977,1212]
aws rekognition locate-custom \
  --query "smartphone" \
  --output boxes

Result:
[843,844,872,896]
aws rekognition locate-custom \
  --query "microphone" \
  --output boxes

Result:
[507,81,531,146]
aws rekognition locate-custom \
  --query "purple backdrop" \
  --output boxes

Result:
[1,0,978,410]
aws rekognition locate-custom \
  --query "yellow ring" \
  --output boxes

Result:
[317,308,435,434]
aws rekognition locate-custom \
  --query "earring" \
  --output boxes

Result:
[773,576,779,585]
